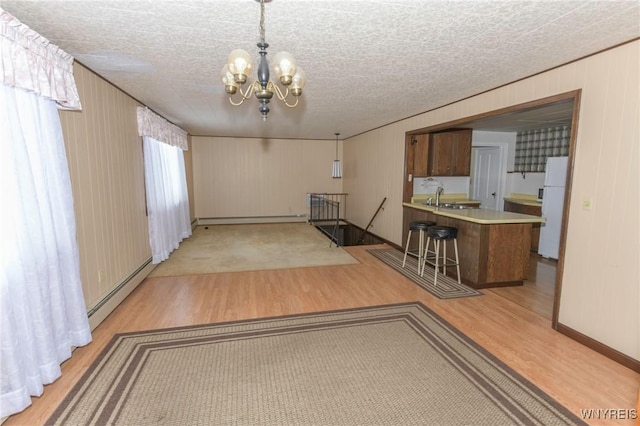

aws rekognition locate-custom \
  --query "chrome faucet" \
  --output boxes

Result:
[435,186,444,207]
[426,197,433,206]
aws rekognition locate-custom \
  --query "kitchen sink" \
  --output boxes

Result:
[437,203,479,210]
[422,201,481,209]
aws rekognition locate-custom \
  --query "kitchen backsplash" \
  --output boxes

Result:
[506,171,545,196]
[413,176,470,196]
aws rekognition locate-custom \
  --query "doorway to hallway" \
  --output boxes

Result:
[470,146,504,210]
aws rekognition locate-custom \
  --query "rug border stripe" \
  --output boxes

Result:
[367,248,482,299]
[46,302,585,425]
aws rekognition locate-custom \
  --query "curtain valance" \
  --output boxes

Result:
[0,8,81,110]
[137,107,188,151]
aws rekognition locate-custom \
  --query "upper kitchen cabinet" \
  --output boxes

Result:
[403,133,430,202]
[428,129,472,176]
[412,134,430,176]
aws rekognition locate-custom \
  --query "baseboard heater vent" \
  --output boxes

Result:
[87,257,154,330]
[198,215,308,225]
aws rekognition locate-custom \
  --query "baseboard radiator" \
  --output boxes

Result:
[86,257,155,330]
[198,215,308,225]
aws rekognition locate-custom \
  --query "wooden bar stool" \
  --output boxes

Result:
[402,220,436,275]
[422,225,461,286]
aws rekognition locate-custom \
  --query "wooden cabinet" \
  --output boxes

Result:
[404,134,428,202]
[403,133,431,202]
[403,128,471,203]
[428,129,472,176]
[504,200,542,252]
[403,206,532,288]
[412,134,430,176]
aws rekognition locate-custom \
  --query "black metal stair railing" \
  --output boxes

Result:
[307,193,347,247]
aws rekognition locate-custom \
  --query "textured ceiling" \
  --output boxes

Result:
[1,0,638,139]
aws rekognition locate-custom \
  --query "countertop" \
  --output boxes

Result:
[503,197,542,207]
[403,202,545,224]
[503,193,542,207]
[411,193,480,205]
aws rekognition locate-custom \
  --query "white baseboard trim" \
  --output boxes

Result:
[197,215,308,225]
[87,258,156,331]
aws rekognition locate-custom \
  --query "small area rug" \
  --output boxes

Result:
[47,303,584,425]
[368,248,482,299]
[149,223,358,277]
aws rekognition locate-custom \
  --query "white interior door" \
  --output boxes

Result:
[471,147,502,210]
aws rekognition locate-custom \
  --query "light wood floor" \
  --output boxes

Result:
[487,253,557,320]
[6,244,639,425]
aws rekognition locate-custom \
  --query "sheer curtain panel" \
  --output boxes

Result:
[137,107,191,263]
[143,137,192,263]
[0,10,90,418]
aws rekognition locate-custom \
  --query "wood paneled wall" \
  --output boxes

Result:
[184,136,196,223]
[344,41,639,360]
[56,43,637,362]
[191,136,342,219]
[58,63,158,328]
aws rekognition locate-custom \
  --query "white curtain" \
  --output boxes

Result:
[0,10,90,418]
[0,86,92,418]
[137,106,190,263]
[142,136,192,263]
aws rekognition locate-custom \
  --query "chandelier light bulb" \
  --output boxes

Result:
[290,67,306,96]
[220,65,239,94]
[227,49,253,84]
[272,51,297,85]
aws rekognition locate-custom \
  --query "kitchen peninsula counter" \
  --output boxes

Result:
[403,202,545,225]
[402,202,544,289]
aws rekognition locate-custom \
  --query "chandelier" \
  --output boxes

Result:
[221,0,306,121]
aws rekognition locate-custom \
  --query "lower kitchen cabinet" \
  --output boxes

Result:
[403,206,533,288]
[504,200,542,252]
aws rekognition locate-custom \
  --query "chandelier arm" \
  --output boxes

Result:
[269,83,299,107]
[240,83,256,99]
[281,97,299,108]
[229,82,259,106]
[270,83,289,101]
[228,96,246,106]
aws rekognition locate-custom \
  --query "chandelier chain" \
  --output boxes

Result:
[259,0,266,44]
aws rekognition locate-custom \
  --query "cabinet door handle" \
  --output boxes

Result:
[491,192,496,197]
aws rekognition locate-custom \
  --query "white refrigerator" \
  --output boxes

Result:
[538,156,568,259]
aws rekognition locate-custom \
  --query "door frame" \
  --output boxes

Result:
[470,143,508,211]
[406,89,581,331]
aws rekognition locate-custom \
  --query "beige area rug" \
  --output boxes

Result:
[368,248,482,299]
[148,223,358,277]
[47,303,585,425]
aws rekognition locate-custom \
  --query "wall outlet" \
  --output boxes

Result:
[582,198,593,211]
